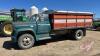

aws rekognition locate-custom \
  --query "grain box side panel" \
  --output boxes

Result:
[66,19,77,27]
[76,15,85,18]
[85,18,93,27]
[51,14,67,29]
[66,15,77,28]
[49,13,93,30]
[77,19,85,27]
[84,15,93,27]
[66,15,77,18]
[53,14,67,19]
[53,19,66,29]
[76,15,85,27]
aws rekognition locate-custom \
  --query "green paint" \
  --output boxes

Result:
[0,15,12,21]
[12,14,51,42]
[93,21,100,27]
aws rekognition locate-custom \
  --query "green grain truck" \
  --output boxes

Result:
[0,9,27,36]
[11,10,93,49]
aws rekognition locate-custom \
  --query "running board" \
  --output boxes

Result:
[38,37,51,40]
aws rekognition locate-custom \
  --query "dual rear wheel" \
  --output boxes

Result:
[73,30,84,40]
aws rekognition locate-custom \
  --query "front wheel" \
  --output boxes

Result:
[73,30,84,40]
[18,34,35,49]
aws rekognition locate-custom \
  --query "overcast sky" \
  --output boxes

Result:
[0,0,99,18]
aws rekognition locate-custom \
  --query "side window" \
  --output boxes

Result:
[30,14,49,22]
[30,14,41,22]
[30,15,36,22]
[39,14,49,21]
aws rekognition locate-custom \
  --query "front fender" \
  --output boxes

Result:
[12,28,36,42]
[17,28,36,33]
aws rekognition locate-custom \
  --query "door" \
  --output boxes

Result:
[37,14,51,34]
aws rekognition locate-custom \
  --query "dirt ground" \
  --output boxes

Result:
[0,30,100,56]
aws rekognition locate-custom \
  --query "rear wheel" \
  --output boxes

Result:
[18,34,35,49]
[73,30,84,40]
[4,24,13,35]
[1,22,13,36]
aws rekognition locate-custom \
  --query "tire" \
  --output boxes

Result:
[18,34,35,49]
[0,22,13,36]
[72,30,84,40]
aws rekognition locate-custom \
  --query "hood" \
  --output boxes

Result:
[12,22,36,29]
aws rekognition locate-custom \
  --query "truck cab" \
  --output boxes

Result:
[12,13,52,49]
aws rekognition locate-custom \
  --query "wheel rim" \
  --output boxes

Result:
[76,30,83,39]
[4,24,13,35]
[22,37,32,46]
